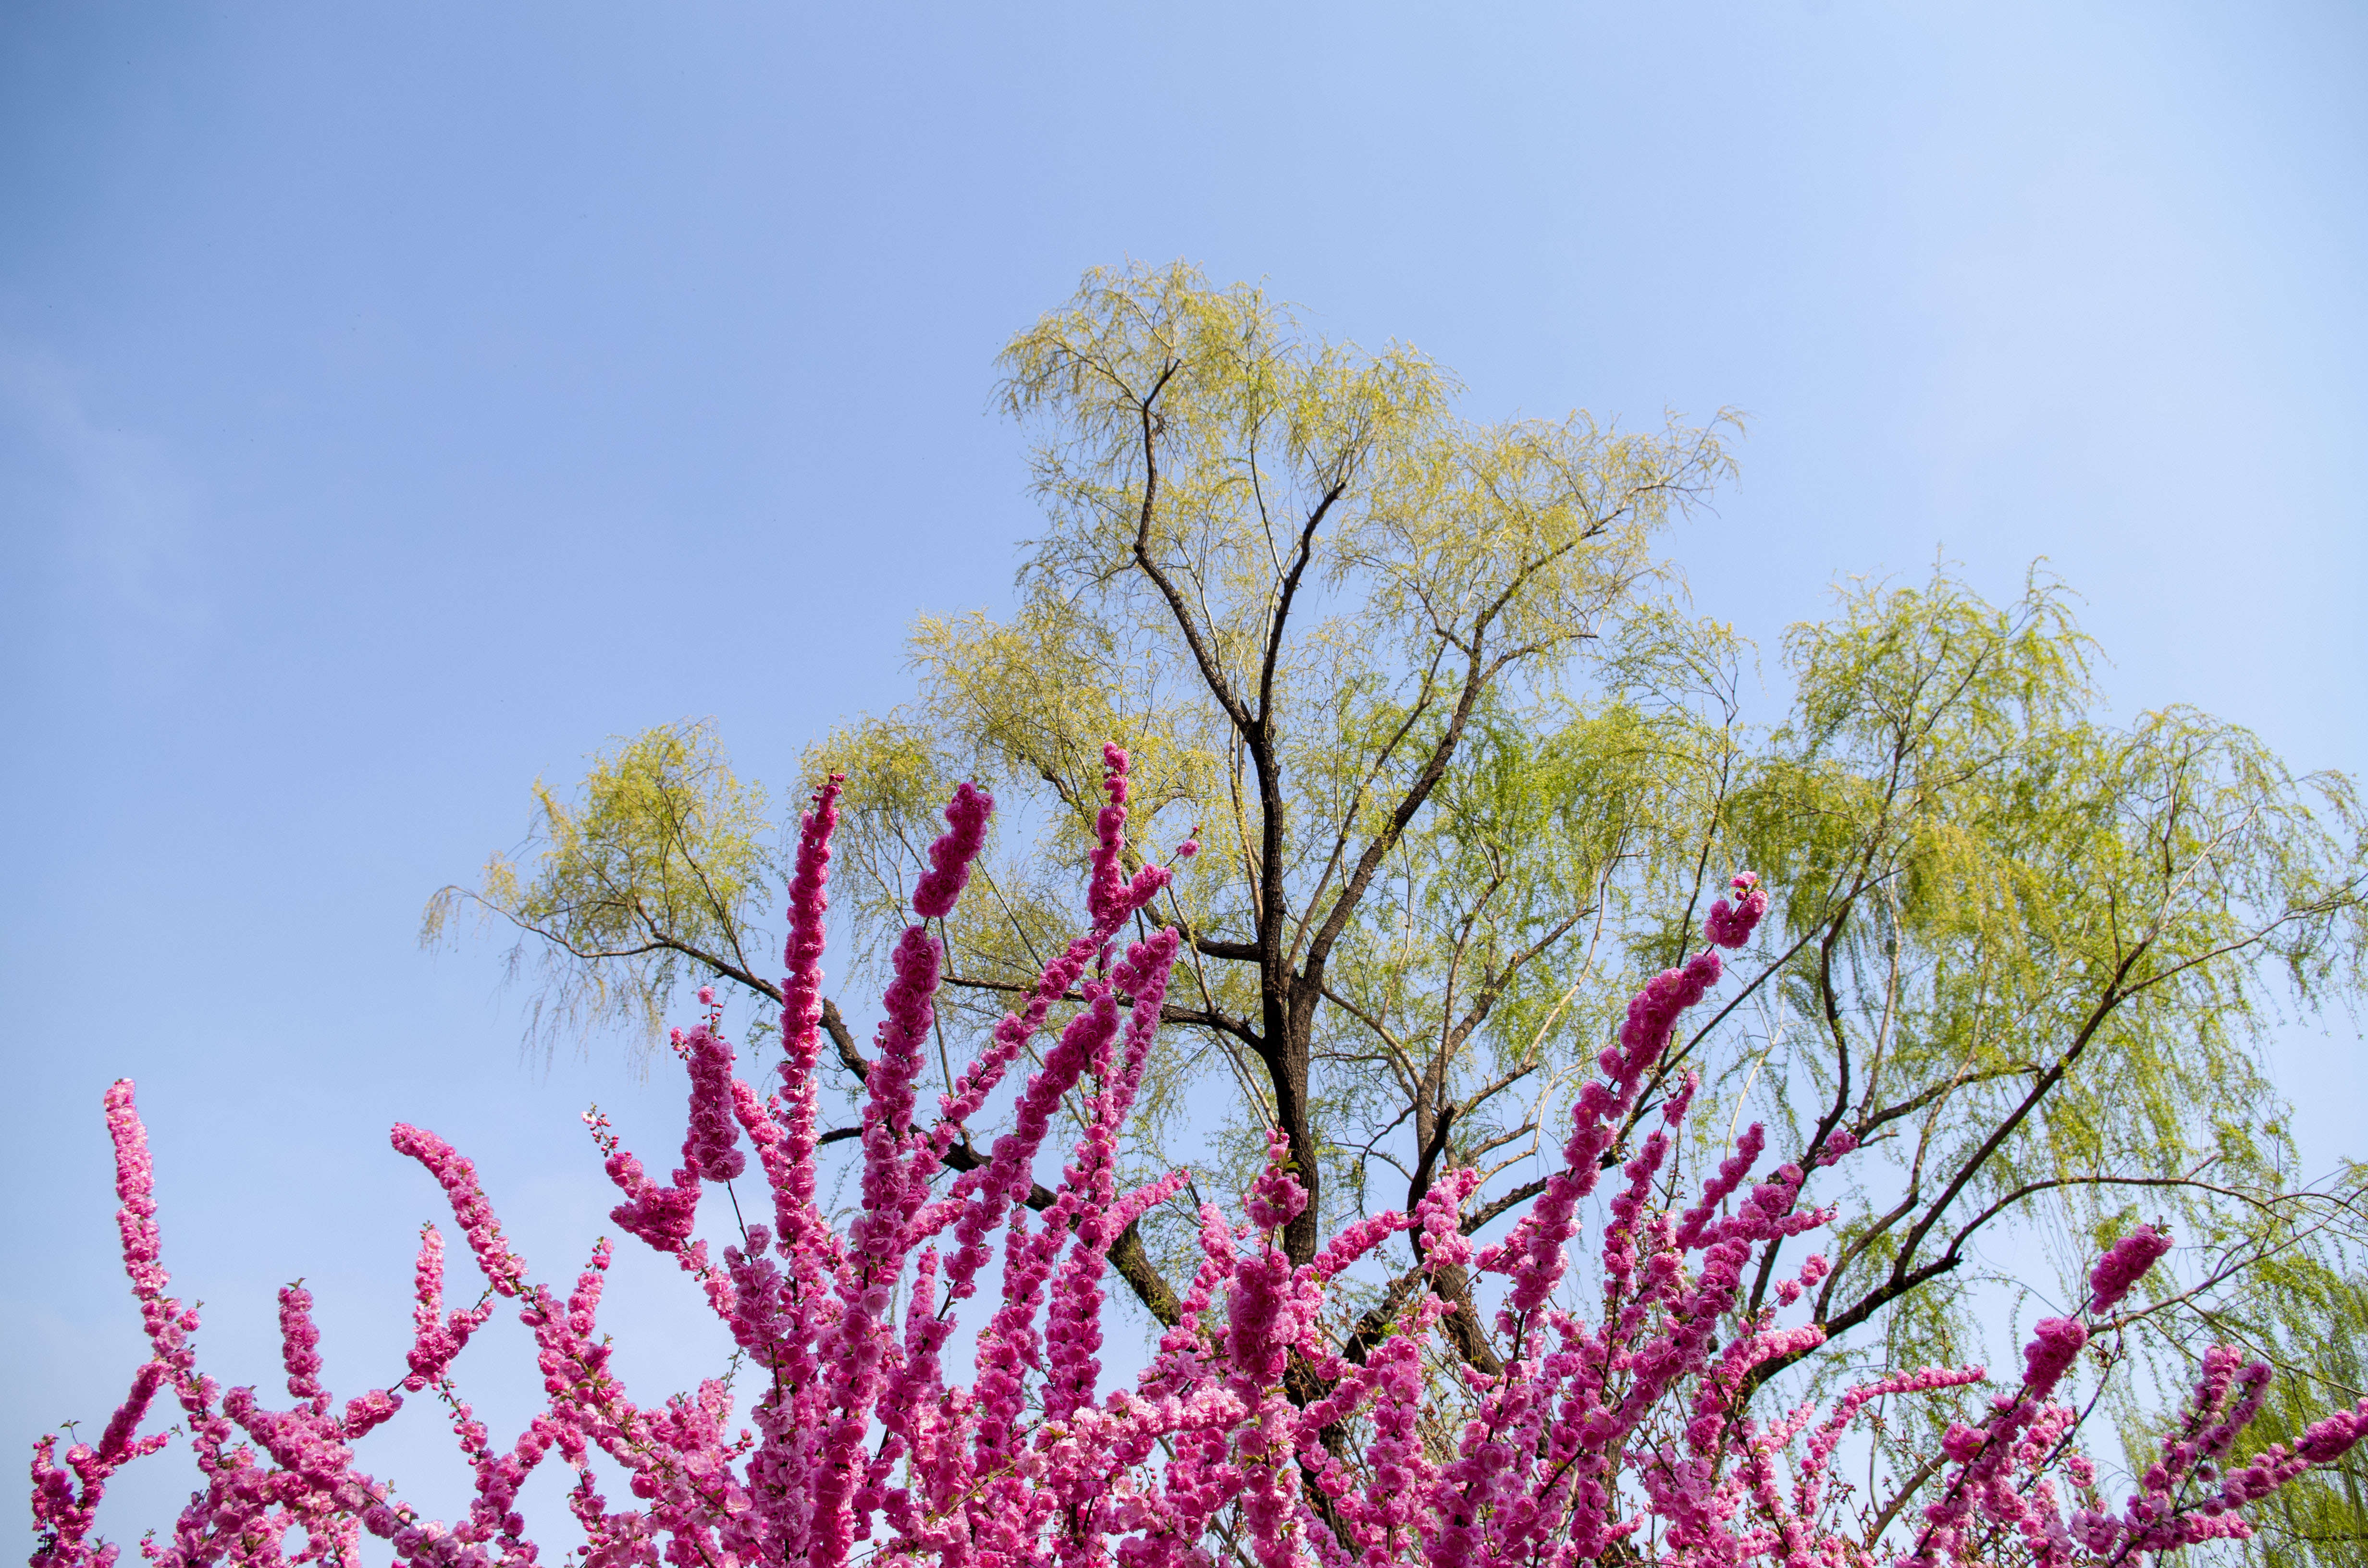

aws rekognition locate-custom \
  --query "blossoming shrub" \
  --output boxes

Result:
[32,749,2368,1568]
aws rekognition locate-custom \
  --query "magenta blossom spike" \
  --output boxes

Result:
[2086,1221,2173,1316]
[912,781,993,919]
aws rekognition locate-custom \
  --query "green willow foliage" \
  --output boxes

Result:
[423,720,778,1060]
[429,266,2368,1564]
[1683,576,2368,1561]
[818,264,1738,1302]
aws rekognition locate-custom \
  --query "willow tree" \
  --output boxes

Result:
[430,263,2368,1562]
[1653,574,2368,1558]
[890,264,1732,1265]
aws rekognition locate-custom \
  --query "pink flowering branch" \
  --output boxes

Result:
[34,848,2366,1568]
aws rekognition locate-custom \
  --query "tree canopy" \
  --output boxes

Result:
[428,261,2368,1563]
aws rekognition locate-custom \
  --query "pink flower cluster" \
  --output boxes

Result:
[33,787,2368,1568]
[2084,1223,2172,1317]
[1704,871,1770,949]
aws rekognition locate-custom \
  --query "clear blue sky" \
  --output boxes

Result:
[5,1,2363,1550]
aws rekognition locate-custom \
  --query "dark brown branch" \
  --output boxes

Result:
[1885,940,2152,1280]
[1437,906,1592,1065]
[1852,1066,2040,1144]
[1746,909,1855,1317]
[941,970,1264,1050]
[1862,1453,1947,1551]
[1407,1103,1459,1215]
[1300,650,1495,976]
[1255,485,1346,728]
[1127,363,1252,735]
[820,997,867,1082]
[936,1139,1181,1327]
[1464,1177,1550,1235]
[1185,929,1264,964]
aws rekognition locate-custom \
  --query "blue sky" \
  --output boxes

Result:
[5,0,2364,1551]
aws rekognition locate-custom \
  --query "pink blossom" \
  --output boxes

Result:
[1704,870,1770,948]
[37,859,2357,1568]
[2086,1222,2173,1316]
[911,781,992,919]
